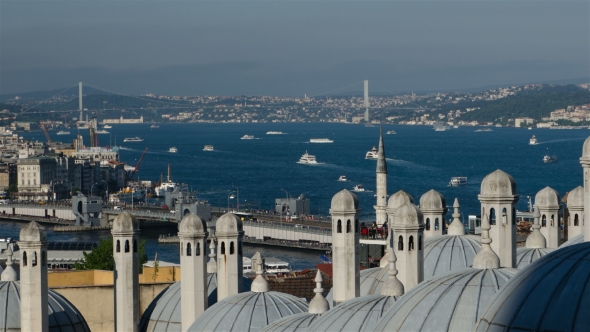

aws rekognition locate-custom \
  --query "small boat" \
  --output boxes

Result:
[266,131,283,135]
[529,135,538,145]
[150,124,159,129]
[448,177,468,186]
[433,122,449,131]
[543,155,557,163]
[338,175,347,182]
[168,147,178,153]
[310,138,334,143]
[123,137,143,142]
[241,135,255,140]
[386,130,397,135]
[475,128,493,132]
[264,257,291,273]
[203,145,214,151]
[353,184,365,192]
[365,146,378,159]
[297,151,318,164]
[103,125,112,129]
[365,124,375,127]
[56,130,70,135]
[453,125,459,129]
[95,130,109,134]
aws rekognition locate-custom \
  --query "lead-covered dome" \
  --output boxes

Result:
[419,189,446,212]
[330,189,359,212]
[215,213,243,234]
[479,169,517,197]
[373,268,516,332]
[567,186,584,208]
[0,281,90,331]
[515,247,554,269]
[535,186,560,208]
[188,291,308,332]
[476,242,590,332]
[423,235,482,280]
[260,313,321,332]
[387,190,414,210]
[325,267,386,308]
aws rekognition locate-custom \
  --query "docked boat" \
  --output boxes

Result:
[56,130,70,135]
[150,124,159,129]
[203,145,214,151]
[529,135,538,145]
[95,130,109,134]
[309,138,334,143]
[109,188,146,203]
[353,184,365,192]
[264,257,290,273]
[365,146,378,159]
[155,164,187,197]
[543,155,557,163]
[338,175,347,182]
[448,177,468,186]
[168,147,178,153]
[297,151,318,164]
[123,137,143,142]
[386,130,397,135]
[103,125,112,129]
[266,131,283,135]
[241,135,255,140]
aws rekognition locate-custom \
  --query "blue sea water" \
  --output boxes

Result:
[15,123,589,269]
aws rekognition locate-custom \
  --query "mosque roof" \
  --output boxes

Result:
[215,213,243,234]
[567,186,584,208]
[560,234,584,247]
[19,221,47,242]
[325,267,384,308]
[535,186,560,208]
[112,212,139,233]
[479,169,517,197]
[419,189,446,211]
[0,281,90,331]
[373,268,516,332]
[178,213,207,235]
[387,190,414,210]
[390,203,423,227]
[259,313,321,332]
[515,247,554,269]
[423,235,482,280]
[330,189,359,212]
[476,242,590,331]
[188,291,308,332]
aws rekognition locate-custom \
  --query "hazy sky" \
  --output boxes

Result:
[1,1,588,96]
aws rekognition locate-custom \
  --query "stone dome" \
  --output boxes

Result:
[423,235,482,280]
[19,221,47,242]
[387,190,414,210]
[476,242,590,331]
[178,213,207,235]
[0,281,90,331]
[330,189,359,212]
[188,291,308,332]
[535,186,560,208]
[479,169,517,197]
[139,274,252,332]
[419,189,446,212]
[390,203,423,227]
[582,136,590,159]
[215,213,243,234]
[560,233,584,247]
[259,313,321,332]
[325,267,384,308]
[112,212,139,233]
[567,186,584,208]
[307,295,397,332]
[373,268,516,332]
[515,247,554,269]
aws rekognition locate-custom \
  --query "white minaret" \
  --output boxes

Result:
[580,136,590,241]
[419,189,447,238]
[535,186,561,248]
[112,212,140,332]
[380,228,404,297]
[178,213,208,329]
[330,189,360,306]
[388,202,424,290]
[566,186,584,239]
[19,221,48,332]
[364,80,369,123]
[216,212,244,301]
[375,127,388,226]
[478,169,519,268]
[447,198,466,236]
[308,270,329,314]
[526,206,546,249]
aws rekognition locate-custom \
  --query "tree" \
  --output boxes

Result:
[74,237,148,272]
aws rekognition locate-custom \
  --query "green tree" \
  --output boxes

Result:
[74,237,148,272]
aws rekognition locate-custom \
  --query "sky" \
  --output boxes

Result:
[1,1,589,96]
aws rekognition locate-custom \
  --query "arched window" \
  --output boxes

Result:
[346,220,351,233]
[425,218,431,230]
[125,240,130,253]
[221,242,226,255]
[22,251,27,266]
[116,240,121,253]
[230,241,235,255]
[32,251,38,267]
[575,214,579,226]
[409,236,414,251]
[187,242,192,256]
[337,220,342,233]
[435,218,439,231]
[550,215,554,227]
[542,215,547,227]
[502,208,507,225]
[196,242,201,256]
[133,239,137,253]
[180,242,183,256]
[490,208,496,225]
[398,235,404,251]
[418,236,422,250]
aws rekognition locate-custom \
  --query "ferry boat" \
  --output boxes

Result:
[386,130,397,135]
[103,125,112,129]
[150,124,159,129]
[266,131,283,135]
[168,147,178,153]
[365,146,378,159]
[448,177,468,186]
[529,135,538,145]
[123,137,143,142]
[56,130,70,135]
[242,257,290,274]
[155,164,187,197]
[353,184,365,192]
[543,155,557,163]
[338,175,347,182]
[95,130,109,134]
[309,138,334,143]
[241,135,255,140]
[203,145,214,151]
[297,151,318,164]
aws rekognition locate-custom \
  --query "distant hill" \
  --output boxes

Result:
[0,85,108,103]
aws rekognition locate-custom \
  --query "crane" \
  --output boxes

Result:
[40,123,52,144]
[127,147,148,180]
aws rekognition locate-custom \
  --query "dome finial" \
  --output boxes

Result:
[380,228,404,296]
[309,270,329,314]
[526,206,547,249]
[207,240,217,273]
[472,213,500,269]
[1,243,17,281]
[447,198,466,235]
[251,252,269,292]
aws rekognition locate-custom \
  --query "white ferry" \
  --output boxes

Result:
[95,130,109,134]
[365,146,378,159]
[203,145,214,151]
[353,184,365,192]
[297,151,318,164]
[123,137,144,142]
[475,128,493,132]
[56,130,70,135]
[155,165,187,197]
[529,135,538,145]
[168,147,178,153]
[242,257,290,274]
[309,138,334,143]
[103,125,112,129]
[448,177,468,186]
[386,130,397,135]
[266,131,284,135]
[338,175,347,182]
[241,135,255,140]
[543,155,557,163]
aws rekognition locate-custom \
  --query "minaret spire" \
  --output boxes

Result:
[375,127,388,226]
[526,206,546,249]
[447,198,466,235]
[381,228,404,296]
[1,243,17,281]
[250,252,269,292]
[308,270,329,314]
[472,213,500,269]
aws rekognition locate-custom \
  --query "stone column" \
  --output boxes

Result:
[216,212,244,301]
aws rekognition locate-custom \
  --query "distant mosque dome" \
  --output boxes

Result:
[567,186,584,208]
[419,189,447,211]
[476,242,590,331]
[535,186,560,208]
[260,312,321,332]
[515,247,554,269]
[387,190,414,210]
[423,235,482,279]
[0,281,90,331]
[330,189,359,211]
[479,169,517,197]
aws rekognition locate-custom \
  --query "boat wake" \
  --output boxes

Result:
[386,158,440,171]
[536,137,585,145]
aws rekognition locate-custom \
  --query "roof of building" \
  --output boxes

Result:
[330,189,359,212]
[387,190,414,210]
[112,212,139,233]
[390,202,423,227]
[47,242,97,251]
[423,234,482,280]
[515,247,554,269]
[479,169,517,197]
[535,186,560,208]
[324,266,384,308]
[566,186,584,208]
[19,221,47,242]
[259,313,321,332]
[215,213,243,234]
[265,270,331,302]
[476,242,590,332]
[419,189,446,212]
[559,234,584,247]
[178,213,207,235]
